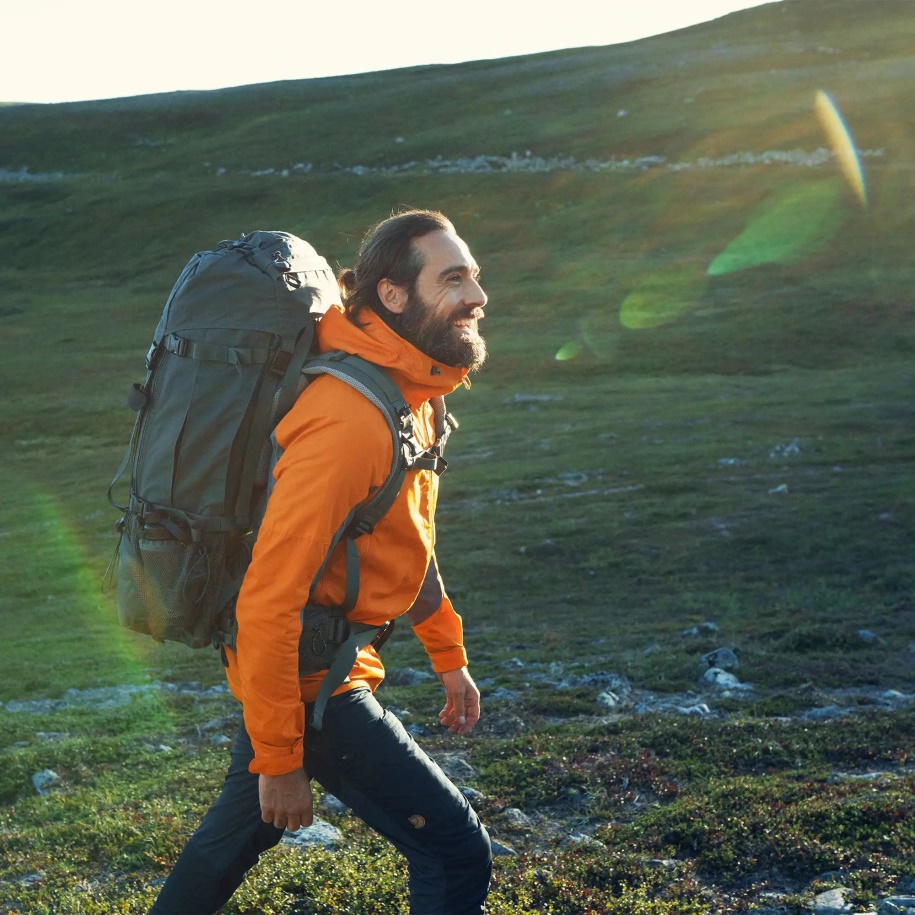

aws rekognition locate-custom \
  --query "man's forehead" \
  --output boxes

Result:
[414,230,477,272]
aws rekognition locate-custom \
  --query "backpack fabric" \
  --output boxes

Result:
[108,231,450,664]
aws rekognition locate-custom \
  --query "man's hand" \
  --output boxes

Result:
[259,768,313,831]
[438,667,481,735]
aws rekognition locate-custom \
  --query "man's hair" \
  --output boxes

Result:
[338,209,454,318]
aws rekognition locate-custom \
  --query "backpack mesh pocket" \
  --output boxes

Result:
[117,514,227,648]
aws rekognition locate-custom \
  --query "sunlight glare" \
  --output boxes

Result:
[814,89,867,209]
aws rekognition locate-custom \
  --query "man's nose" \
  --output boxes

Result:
[468,277,487,309]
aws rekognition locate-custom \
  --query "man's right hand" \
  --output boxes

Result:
[259,768,313,831]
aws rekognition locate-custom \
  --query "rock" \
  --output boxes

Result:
[560,833,606,849]
[812,887,854,913]
[13,873,43,887]
[210,734,233,748]
[484,687,522,702]
[384,667,435,687]
[500,807,532,828]
[481,713,526,738]
[701,647,739,670]
[490,839,518,856]
[878,899,915,915]
[282,817,343,850]
[201,715,239,733]
[317,793,349,816]
[682,621,719,636]
[857,629,880,643]
[676,703,712,716]
[435,753,477,781]
[31,769,60,796]
[460,787,486,807]
[645,858,680,870]
[597,690,621,709]
[703,668,752,690]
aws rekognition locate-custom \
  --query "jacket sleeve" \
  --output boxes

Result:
[406,553,468,673]
[234,380,392,776]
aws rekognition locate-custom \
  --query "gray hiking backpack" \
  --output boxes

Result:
[108,231,455,725]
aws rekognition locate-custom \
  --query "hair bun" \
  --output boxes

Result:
[337,267,357,298]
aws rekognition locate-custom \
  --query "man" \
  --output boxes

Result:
[150,209,492,914]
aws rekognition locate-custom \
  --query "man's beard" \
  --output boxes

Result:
[398,291,487,372]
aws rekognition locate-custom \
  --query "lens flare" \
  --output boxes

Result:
[619,264,707,330]
[707,182,843,277]
[555,341,582,361]
[815,89,867,208]
[578,310,619,362]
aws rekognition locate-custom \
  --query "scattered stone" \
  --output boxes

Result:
[12,873,43,887]
[811,887,854,914]
[802,706,853,721]
[210,734,233,748]
[282,818,343,850]
[645,858,680,870]
[484,687,521,703]
[596,690,621,709]
[701,647,739,670]
[460,787,486,807]
[769,483,789,494]
[317,793,349,816]
[857,629,879,643]
[490,839,518,856]
[560,833,606,849]
[435,753,477,781]
[676,703,712,716]
[770,440,802,459]
[34,731,70,741]
[31,769,60,796]
[480,712,526,739]
[703,667,752,690]
[500,807,532,828]
[384,667,435,687]
[878,899,915,915]
[507,657,525,668]
[200,715,240,733]
[406,724,428,737]
[682,621,719,636]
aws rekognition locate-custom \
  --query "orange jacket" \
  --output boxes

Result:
[224,305,469,776]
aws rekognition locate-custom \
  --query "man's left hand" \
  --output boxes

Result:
[438,667,481,735]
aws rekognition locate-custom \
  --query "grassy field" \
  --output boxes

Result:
[1,0,914,911]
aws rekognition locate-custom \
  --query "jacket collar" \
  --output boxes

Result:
[317,305,467,409]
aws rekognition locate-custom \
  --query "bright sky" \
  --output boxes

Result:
[0,0,779,105]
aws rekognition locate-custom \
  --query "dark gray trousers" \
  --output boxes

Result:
[150,688,492,914]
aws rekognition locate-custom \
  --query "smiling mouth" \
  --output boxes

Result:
[453,319,479,338]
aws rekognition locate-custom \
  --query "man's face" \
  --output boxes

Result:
[397,230,488,371]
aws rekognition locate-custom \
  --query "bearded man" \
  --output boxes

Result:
[150,210,492,915]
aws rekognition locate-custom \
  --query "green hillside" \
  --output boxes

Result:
[1,1,914,911]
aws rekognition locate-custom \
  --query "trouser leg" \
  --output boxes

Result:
[149,722,284,915]
[305,689,492,915]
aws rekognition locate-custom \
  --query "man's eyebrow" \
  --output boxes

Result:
[438,262,481,279]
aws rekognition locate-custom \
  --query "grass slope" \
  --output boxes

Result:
[1,0,914,911]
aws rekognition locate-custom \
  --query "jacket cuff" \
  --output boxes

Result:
[247,739,304,777]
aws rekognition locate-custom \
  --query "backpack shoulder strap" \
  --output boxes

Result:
[298,351,452,730]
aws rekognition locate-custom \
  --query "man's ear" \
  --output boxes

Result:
[377,278,408,315]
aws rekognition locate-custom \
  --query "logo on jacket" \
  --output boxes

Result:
[408,814,426,829]
[430,365,442,375]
